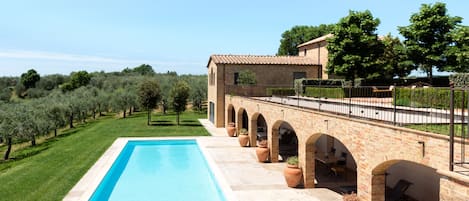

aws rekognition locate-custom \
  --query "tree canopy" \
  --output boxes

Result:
[277,24,335,56]
[327,10,384,85]
[123,64,155,75]
[70,71,91,89]
[138,79,162,125]
[170,80,190,125]
[20,69,40,89]
[398,2,462,82]
[373,34,413,80]
[237,70,257,86]
[446,25,469,73]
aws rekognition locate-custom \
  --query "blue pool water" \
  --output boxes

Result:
[90,140,226,201]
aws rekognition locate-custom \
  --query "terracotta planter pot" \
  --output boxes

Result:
[238,135,249,147]
[284,165,303,188]
[226,123,236,137]
[256,147,269,162]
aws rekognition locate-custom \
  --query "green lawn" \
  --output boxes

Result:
[405,124,466,137]
[0,111,209,201]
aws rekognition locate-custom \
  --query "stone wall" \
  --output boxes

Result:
[208,62,320,127]
[225,95,469,201]
[438,170,469,201]
[298,40,329,79]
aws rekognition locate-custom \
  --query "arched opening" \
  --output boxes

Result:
[249,113,268,147]
[271,121,298,163]
[250,113,267,147]
[278,122,298,161]
[305,134,357,192]
[372,160,440,201]
[236,108,248,133]
[227,105,235,124]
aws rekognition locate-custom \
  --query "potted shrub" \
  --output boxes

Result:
[226,122,236,137]
[255,139,269,162]
[238,128,249,147]
[283,156,302,188]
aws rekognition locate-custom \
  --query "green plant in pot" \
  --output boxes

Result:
[284,156,302,188]
[238,128,249,147]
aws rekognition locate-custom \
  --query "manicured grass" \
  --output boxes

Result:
[405,124,466,137]
[0,111,208,201]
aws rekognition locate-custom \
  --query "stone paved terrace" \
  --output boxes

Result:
[198,119,343,201]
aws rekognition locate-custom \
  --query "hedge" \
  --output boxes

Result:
[304,87,375,98]
[302,79,345,87]
[304,87,345,98]
[395,88,467,109]
[266,88,296,96]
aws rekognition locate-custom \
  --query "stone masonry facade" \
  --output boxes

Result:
[226,95,469,201]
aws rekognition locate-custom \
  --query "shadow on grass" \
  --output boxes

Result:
[179,124,203,127]
[56,130,79,138]
[0,140,52,168]
[152,120,172,123]
[149,122,202,127]
[150,123,176,126]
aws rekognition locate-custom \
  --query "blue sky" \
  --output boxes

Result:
[0,0,467,76]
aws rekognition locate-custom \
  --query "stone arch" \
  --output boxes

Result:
[270,120,298,163]
[227,104,235,125]
[250,113,267,147]
[303,133,358,190]
[371,160,440,201]
[236,108,249,134]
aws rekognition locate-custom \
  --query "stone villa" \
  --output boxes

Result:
[207,34,332,127]
[206,34,469,201]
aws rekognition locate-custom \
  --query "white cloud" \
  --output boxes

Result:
[0,49,204,66]
[0,49,206,76]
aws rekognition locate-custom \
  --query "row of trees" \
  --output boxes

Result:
[0,65,207,160]
[278,2,468,84]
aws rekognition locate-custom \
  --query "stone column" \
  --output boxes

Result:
[270,127,279,162]
[249,118,257,147]
[303,143,316,188]
[371,173,386,201]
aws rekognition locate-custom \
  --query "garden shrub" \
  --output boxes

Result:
[395,88,467,109]
[304,87,345,98]
[266,88,296,96]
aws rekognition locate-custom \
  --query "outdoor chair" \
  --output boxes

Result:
[385,179,412,201]
[330,152,347,177]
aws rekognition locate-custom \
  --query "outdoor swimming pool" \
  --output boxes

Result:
[89,140,226,201]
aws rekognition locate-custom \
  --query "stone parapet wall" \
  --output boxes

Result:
[438,170,469,201]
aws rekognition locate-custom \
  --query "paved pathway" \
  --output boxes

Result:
[199,119,342,201]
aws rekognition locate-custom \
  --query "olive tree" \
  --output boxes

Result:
[170,80,190,125]
[0,104,19,160]
[46,101,67,137]
[138,79,161,125]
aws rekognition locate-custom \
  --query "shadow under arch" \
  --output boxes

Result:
[270,120,298,163]
[371,160,440,201]
[250,112,267,147]
[304,133,358,191]
[236,108,248,136]
[227,104,235,125]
